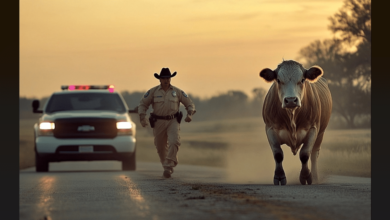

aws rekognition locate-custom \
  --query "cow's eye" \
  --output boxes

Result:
[301,79,305,83]
[277,79,280,84]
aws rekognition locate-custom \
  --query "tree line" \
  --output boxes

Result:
[120,88,267,121]
[20,88,268,122]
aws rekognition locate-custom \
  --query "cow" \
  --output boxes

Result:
[259,60,332,185]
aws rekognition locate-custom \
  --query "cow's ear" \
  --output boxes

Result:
[259,68,276,83]
[304,66,323,83]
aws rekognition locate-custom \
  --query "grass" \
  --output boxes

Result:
[19,118,37,169]
[20,117,371,179]
[319,129,371,177]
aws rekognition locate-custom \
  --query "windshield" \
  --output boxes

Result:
[45,92,127,113]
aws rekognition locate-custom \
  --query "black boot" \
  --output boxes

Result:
[163,168,173,178]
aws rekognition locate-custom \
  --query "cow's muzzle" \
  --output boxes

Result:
[284,97,300,109]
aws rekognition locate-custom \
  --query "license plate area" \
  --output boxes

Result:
[79,146,94,153]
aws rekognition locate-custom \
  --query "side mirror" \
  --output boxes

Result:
[32,100,43,113]
[128,106,138,114]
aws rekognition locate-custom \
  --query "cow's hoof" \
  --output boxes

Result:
[300,173,312,185]
[274,177,287,185]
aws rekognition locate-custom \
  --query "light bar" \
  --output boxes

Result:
[109,85,114,93]
[61,85,115,92]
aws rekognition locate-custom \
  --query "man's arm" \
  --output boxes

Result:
[178,89,196,122]
[138,89,154,127]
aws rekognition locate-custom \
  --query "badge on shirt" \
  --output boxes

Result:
[144,90,150,98]
[172,91,177,97]
[182,91,188,98]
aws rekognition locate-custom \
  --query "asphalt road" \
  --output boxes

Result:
[20,161,371,220]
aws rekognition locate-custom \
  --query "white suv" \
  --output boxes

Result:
[32,85,137,172]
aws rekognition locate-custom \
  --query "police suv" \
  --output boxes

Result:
[32,85,137,172]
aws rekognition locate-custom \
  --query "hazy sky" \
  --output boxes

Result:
[20,0,344,99]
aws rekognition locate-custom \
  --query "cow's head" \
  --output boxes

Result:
[259,60,323,109]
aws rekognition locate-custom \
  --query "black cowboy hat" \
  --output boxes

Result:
[154,68,177,79]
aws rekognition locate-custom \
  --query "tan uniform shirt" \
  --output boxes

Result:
[138,85,196,116]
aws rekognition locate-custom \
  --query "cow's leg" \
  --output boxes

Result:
[299,127,317,185]
[266,127,286,185]
[311,132,324,184]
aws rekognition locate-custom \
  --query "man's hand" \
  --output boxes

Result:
[185,114,192,123]
[185,110,195,123]
[141,118,149,127]
[140,114,149,127]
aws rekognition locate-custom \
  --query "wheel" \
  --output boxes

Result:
[122,149,136,171]
[34,134,49,172]
[35,152,49,172]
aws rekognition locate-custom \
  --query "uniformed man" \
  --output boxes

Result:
[138,67,196,178]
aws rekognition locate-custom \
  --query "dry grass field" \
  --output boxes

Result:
[179,117,371,183]
[20,116,370,182]
[19,118,38,170]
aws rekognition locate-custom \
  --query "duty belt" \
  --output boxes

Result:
[151,112,179,120]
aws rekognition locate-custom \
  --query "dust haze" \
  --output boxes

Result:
[176,117,370,184]
[20,114,370,184]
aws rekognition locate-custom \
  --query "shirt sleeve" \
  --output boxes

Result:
[178,89,196,115]
[138,89,153,115]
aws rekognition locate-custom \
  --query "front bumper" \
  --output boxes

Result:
[35,136,136,153]
[37,152,134,162]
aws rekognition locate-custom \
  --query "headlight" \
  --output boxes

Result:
[39,122,55,130]
[117,121,134,136]
[38,122,55,136]
[116,122,132,129]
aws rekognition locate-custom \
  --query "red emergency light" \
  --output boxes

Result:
[61,85,115,92]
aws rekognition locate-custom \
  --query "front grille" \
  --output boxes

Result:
[54,118,117,139]
[56,145,117,153]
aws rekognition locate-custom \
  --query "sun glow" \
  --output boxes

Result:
[20,0,344,99]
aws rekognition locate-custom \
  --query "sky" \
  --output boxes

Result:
[20,0,344,99]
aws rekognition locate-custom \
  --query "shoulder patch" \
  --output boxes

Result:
[144,90,150,98]
[182,91,188,98]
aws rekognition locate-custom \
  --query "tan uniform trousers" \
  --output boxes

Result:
[153,117,181,169]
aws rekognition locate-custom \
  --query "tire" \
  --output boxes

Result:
[122,148,136,171]
[35,152,49,172]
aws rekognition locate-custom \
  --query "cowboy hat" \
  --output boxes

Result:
[154,68,177,79]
